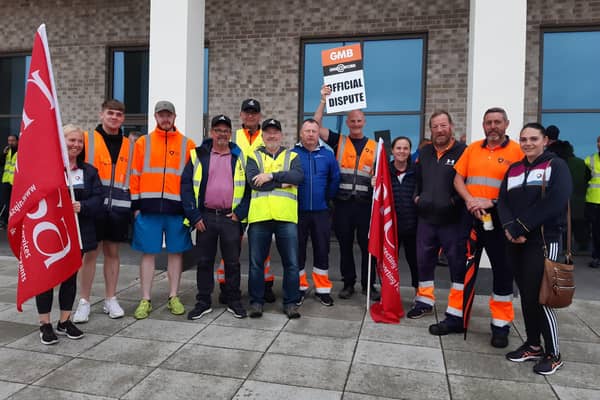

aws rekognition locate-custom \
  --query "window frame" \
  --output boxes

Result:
[0,51,31,140]
[298,33,428,141]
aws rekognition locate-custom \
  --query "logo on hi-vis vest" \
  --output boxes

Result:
[445,159,456,166]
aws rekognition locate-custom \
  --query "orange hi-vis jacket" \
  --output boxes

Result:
[454,137,523,200]
[130,127,196,215]
[84,129,133,213]
[335,135,376,202]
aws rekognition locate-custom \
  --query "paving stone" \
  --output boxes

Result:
[34,358,151,398]
[0,302,12,312]
[7,386,114,400]
[233,380,342,400]
[189,324,277,352]
[268,331,355,361]
[513,310,600,344]
[0,348,69,384]
[355,340,445,374]
[79,336,181,367]
[441,331,510,356]
[75,315,137,336]
[212,308,288,331]
[346,363,449,400]
[561,340,600,364]
[283,315,361,339]
[116,318,206,342]
[147,301,224,323]
[342,394,397,400]
[89,298,140,317]
[296,296,365,321]
[0,287,17,303]
[0,380,25,399]
[122,368,243,400]
[8,332,108,357]
[162,343,262,379]
[0,304,59,325]
[360,318,440,348]
[544,360,600,390]
[250,353,350,391]
[444,350,548,383]
[0,320,37,345]
[448,375,557,400]
[552,385,600,400]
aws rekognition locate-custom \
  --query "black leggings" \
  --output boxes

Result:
[507,237,560,355]
[35,271,78,315]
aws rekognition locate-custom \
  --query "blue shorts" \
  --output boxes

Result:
[132,213,192,254]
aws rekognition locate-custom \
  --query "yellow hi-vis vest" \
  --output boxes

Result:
[232,128,264,156]
[2,149,16,184]
[248,149,298,224]
[183,147,247,227]
[585,153,600,204]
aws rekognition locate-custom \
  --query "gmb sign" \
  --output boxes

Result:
[321,44,367,113]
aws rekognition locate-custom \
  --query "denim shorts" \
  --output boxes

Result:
[132,213,192,254]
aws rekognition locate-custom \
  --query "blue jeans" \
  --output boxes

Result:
[248,221,300,306]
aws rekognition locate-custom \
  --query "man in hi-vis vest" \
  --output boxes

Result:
[246,119,304,319]
[215,98,276,304]
[585,135,600,268]
[314,85,379,301]
[181,115,250,320]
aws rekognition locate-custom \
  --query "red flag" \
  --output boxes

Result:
[8,25,81,311]
[369,139,404,323]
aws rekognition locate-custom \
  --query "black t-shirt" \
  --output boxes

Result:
[96,124,124,164]
[326,130,369,158]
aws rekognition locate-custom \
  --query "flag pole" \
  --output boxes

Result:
[366,137,384,312]
[38,24,83,250]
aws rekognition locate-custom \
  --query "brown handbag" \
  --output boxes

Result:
[539,160,575,308]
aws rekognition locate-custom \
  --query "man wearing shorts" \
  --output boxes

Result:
[130,100,196,319]
[73,99,132,323]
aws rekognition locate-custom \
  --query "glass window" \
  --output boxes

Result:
[0,54,31,140]
[541,30,600,158]
[301,36,425,149]
[110,47,209,135]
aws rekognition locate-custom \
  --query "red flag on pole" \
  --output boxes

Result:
[8,24,81,311]
[368,138,404,323]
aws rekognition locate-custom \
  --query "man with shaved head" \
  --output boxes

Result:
[314,85,379,301]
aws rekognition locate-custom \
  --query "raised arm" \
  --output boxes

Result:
[314,84,331,142]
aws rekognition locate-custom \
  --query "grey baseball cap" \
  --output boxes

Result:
[154,100,176,114]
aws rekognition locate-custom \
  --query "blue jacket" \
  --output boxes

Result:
[292,144,340,212]
[180,139,251,226]
[390,160,418,234]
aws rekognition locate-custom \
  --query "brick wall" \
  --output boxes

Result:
[0,0,471,143]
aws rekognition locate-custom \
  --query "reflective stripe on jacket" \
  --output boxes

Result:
[130,128,196,214]
[232,128,264,156]
[84,130,133,212]
[335,135,376,201]
[585,153,600,204]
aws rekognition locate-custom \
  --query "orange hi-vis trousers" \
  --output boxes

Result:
[299,267,333,294]
[217,255,273,284]
[415,281,464,318]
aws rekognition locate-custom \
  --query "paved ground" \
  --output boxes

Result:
[1,238,600,399]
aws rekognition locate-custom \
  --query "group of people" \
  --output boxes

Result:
[20,86,577,377]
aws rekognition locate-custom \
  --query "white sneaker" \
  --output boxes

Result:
[103,297,125,319]
[72,299,90,323]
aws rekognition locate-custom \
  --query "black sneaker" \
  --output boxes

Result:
[56,319,84,339]
[296,290,306,306]
[248,303,263,318]
[264,284,276,303]
[589,259,600,269]
[316,293,334,307]
[283,304,301,319]
[187,302,212,320]
[491,331,510,348]
[429,318,465,336]
[533,353,563,375]
[506,343,544,362]
[338,285,355,299]
[362,286,381,301]
[227,302,247,319]
[39,323,58,345]
[407,303,434,319]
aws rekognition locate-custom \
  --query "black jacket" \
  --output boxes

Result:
[73,161,103,252]
[390,160,417,234]
[498,151,572,241]
[415,141,466,225]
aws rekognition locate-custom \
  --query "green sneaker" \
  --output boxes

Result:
[168,296,185,315]
[134,299,152,319]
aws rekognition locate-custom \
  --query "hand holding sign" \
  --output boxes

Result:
[321,44,367,113]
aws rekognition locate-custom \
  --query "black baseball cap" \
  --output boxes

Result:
[211,114,232,129]
[261,118,282,131]
[241,98,261,113]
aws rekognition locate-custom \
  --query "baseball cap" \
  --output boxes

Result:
[154,100,176,114]
[241,98,261,113]
[211,114,232,129]
[261,118,282,131]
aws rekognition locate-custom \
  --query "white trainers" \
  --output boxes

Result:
[103,297,125,319]
[72,298,90,323]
